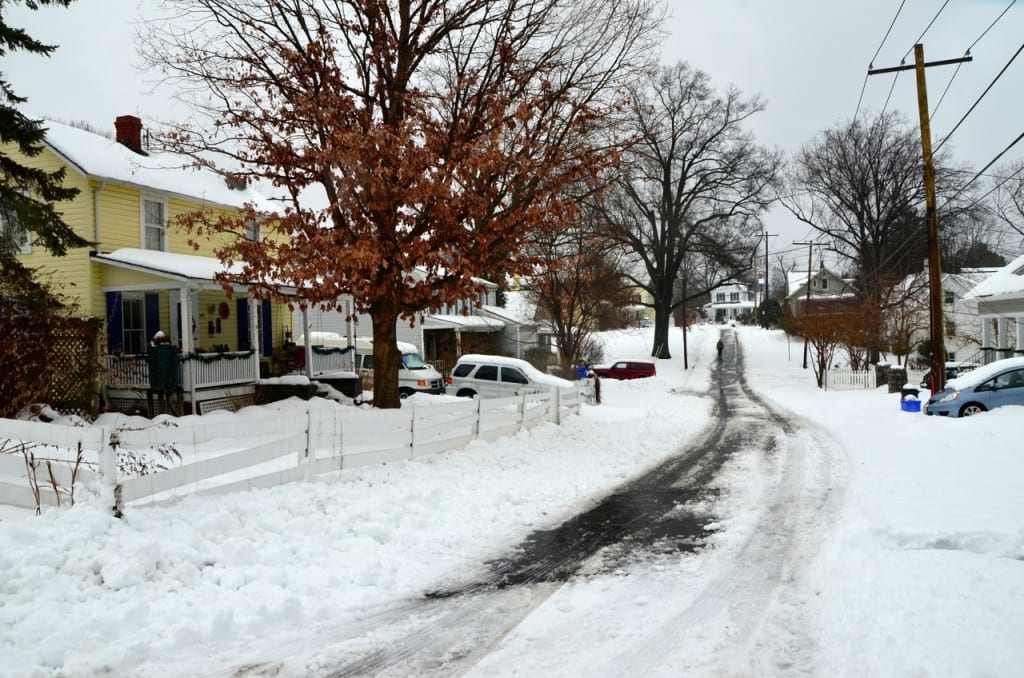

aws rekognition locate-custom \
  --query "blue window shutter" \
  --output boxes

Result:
[237,298,250,350]
[261,300,273,356]
[106,292,123,353]
[144,293,159,340]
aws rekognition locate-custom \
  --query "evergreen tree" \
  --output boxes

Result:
[0,0,88,277]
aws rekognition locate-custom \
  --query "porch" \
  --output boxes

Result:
[104,350,262,415]
[94,248,299,415]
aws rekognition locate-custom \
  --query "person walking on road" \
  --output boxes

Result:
[716,339,724,360]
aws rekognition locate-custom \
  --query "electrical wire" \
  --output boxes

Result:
[940,130,1024,210]
[901,0,951,62]
[880,0,952,119]
[855,0,908,120]
[933,0,1019,118]
[941,161,1024,217]
[933,41,1024,156]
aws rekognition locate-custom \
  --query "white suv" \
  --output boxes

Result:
[447,354,572,398]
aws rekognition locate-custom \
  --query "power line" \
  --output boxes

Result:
[933,41,1024,156]
[940,130,1024,210]
[931,0,1017,120]
[880,1,952,119]
[901,0,951,62]
[855,0,908,120]
[941,160,1024,215]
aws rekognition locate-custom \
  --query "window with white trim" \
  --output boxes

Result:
[122,294,146,355]
[715,293,726,303]
[0,198,31,254]
[730,292,739,302]
[142,196,167,251]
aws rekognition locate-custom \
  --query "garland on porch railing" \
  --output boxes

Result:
[109,349,256,364]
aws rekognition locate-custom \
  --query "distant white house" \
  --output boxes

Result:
[706,282,755,322]
[785,265,857,313]
[964,253,1024,361]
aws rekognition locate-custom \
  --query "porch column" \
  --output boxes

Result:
[981,317,993,348]
[998,317,1009,349]
[180,287,198,412]
[301,306,313,379]
[248,297,260,356]
[1016,316,1024,352]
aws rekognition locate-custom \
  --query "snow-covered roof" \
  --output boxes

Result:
[455,353,572,387]
[424,314,505,331]
[963,253,1024,300]
[480,304,530,326]
[92,248,296,293]
[42,120,274,211]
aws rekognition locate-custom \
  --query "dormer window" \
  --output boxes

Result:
[142,196,167,251]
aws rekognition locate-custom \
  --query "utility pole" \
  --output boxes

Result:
[759,231,777,329]
[794,240,818,369]
[868,45,971,393]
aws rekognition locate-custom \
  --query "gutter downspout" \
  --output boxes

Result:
[93,181,106,251]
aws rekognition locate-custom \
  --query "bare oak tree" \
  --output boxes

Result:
[595,62,780,360]
[141,0,660,407]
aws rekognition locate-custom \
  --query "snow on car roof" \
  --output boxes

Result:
[946,357,1024,390]
[456,353,573,387]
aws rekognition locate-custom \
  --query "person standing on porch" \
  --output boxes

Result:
[147,331,182,416]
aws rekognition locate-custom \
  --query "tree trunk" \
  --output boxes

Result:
[652,301,672,359]
[371,302,401,409]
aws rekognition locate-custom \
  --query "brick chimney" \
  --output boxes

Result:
[114,115,143,153]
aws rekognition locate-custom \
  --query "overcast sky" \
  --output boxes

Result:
[6,0,1022,268]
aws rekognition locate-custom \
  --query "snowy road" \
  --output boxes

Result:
[234,332,847,677]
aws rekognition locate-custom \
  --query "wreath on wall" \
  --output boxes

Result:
[218,302,230,320]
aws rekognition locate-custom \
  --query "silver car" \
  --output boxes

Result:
[924,357,1024,417]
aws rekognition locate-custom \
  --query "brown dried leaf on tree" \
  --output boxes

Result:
[141,0,660,407]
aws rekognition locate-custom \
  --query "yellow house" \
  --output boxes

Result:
[3,116,295,413]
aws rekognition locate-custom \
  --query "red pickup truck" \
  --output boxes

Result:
[591,359,657,380]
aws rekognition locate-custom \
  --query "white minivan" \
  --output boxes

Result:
[295,333,445,397]
[447,354,573,398]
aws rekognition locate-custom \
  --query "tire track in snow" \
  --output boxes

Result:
[229,331,844,677]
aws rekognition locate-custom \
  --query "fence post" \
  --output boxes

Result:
[473,398,481,439]
[410,407,417,459]
[98,427,122,517]
[304,406,315,481]
[518,392,526,430]
[550,387,561,425]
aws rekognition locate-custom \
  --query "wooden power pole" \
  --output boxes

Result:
[868,45,971,393]
[794,240,818,369]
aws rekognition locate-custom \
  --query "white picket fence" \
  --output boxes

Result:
[823,368,877,390]
[0,386,582,511]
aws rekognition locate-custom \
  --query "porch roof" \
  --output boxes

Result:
[92,248,298,295]
[423,314,505,331]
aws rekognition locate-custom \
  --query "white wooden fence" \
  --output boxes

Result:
[0,386,582,511]
[823,368,877,390]
[822,367,928,391]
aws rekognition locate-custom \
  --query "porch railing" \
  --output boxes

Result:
[307,350,354,375]
[105,352,261,391]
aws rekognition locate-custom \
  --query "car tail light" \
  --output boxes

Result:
[447,376,452,385]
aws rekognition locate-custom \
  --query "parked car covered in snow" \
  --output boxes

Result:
[923,357,1024,417]
[590,359,657,380]
[447,354,573,398]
